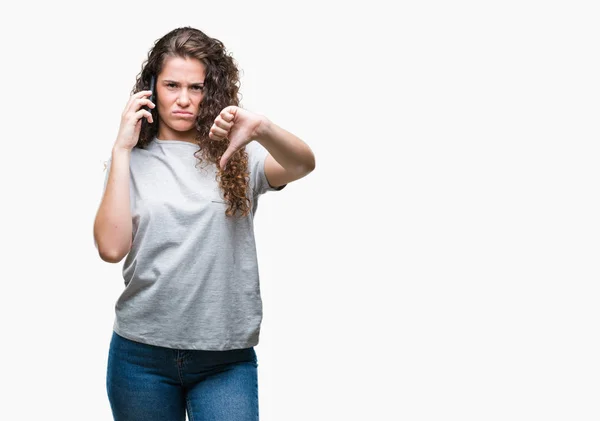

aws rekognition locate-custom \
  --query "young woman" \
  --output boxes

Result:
[93,26,315,421]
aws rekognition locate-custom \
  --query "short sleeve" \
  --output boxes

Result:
[246,141,287,196]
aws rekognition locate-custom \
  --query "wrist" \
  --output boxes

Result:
[254,115,273,141]
[112,145,132,156]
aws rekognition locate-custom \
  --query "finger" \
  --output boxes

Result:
[213,117,233,131]
[210,125,229,139]
[220,158,228,171]
[136,90,153,98]
[134,108,153,124]
[209,131,225,141]
[124,96,154,117]
[219,105,235,123]
[128,90,153,107]
[136,97,155,111]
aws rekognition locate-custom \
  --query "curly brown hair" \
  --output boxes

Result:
[131,26,251,217]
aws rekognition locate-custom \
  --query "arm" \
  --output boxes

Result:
[254,117,316,188]
[93,147,133,263]
[210,107,316,186]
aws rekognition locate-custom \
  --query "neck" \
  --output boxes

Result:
[157,121,198,143]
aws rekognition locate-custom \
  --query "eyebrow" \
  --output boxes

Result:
[162,79,205,85]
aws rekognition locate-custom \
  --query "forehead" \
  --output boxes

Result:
[159,56,206,80]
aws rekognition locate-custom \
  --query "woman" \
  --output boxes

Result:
[93,26,315,421]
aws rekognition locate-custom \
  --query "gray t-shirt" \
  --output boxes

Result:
[101,137,285,350]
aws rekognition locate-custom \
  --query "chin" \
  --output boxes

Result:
[169,122,197,131]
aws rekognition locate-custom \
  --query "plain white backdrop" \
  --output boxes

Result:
[0,0,598,420]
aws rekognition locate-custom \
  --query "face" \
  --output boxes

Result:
[155,56,206,142]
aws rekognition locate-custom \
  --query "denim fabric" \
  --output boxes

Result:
[106,331,259,420]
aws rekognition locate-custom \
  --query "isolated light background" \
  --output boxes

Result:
[0,1,598,420]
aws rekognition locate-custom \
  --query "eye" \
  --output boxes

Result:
[193,85,204,91]
[166,82,177,88]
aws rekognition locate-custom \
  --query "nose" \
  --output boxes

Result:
[176,89,191,107]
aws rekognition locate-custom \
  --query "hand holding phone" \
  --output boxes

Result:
[114,86,155,151]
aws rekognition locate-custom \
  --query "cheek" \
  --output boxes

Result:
[156,95,174,115]
[158,93,174,106]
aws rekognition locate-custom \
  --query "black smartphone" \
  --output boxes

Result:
[144,75,156,113]
[142,75,156,129]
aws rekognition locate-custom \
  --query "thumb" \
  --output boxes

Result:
[220,147,234,171]
[134,119,142,138]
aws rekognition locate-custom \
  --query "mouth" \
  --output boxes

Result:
[173,111,195,118]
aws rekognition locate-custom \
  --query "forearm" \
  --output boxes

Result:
[255,117,315,172]
[93,146,133,263]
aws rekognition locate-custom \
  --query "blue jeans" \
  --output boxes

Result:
[106,331,259,421]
